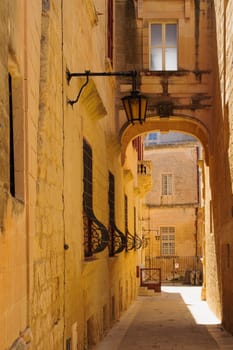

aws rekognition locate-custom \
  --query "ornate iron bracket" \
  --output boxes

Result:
[109,223,126,255]
[135,234,143,249]
[142,235,149,248]
[83,207,109,257]
[126,232,143,251]
[126,231,136,251]
[66,69,137,106]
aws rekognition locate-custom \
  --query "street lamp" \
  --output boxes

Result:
[66,69,148,124]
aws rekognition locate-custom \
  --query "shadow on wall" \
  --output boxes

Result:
[208,3,233,332]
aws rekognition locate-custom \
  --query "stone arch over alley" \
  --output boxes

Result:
[120,113,221,320]
[120,115,210,165]
[2,1,233,349]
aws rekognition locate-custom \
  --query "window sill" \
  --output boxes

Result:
[144,69,188,77]
[83,256,98,263]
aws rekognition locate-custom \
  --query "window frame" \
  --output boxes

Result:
[8,74,15,197]
[161,173,173,196]
[124,194,128,233]
[107,0,114,66]
[108,172,126,255]
[8,72,25,201]
[160,226,175,256]
[83,139,109,257]
[83,139,94,257]
[149,21,178,71]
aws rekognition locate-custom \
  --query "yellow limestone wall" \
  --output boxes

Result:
[5,0,233,347]
[0,0,41,348]
[143,144,202,279]
[210,0,233,331]
[0,0,144,349]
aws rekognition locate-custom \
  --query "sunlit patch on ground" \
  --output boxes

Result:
[162,285,221,325]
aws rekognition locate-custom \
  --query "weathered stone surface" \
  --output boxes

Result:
[2,0,233,349]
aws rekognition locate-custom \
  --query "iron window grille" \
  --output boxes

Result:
[124,195,128,232]
[134,206,143,249]
[124,195,136,251]
[83,139,109,257]
[124,196,142,251]
[107,0,113,66]
[8,74,15,197]
[108,172,126,255]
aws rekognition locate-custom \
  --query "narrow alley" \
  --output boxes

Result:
[96,287,233,350]
[3,1,233,349]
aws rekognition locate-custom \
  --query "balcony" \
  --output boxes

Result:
[135,160,152,197]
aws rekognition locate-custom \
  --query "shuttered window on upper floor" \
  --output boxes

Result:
[8,72,25,201]
[160,226,175,256]
[161,174,173,195]
[150,23,177,71]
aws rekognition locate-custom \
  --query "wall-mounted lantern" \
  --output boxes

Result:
[66,69,148,124]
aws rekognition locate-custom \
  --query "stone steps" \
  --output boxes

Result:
[138,286,160,296]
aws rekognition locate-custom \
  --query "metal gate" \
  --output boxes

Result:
[145,256,203,285]
[140,268,161,292]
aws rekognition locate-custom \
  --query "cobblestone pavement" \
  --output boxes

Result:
[95,286,233,350]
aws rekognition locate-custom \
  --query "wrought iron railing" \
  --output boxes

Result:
[137,160,152,176]
[141,235,149,248]
[109,223,126,255]
[145,256,203,284]
[83,208,109,257]
[126,231,136,251]
[126,231,143,251]
[135,234,143,249]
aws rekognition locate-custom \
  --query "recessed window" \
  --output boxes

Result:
[8,74,15,197]
[8,73,25,201]
[124,195,128,233]
[83,139,93,213]
[161,174,173,195]
[150,23,177,71]
[107,0,113,65]
[108,172,126,255]
[83,139,109,257]
[134,207,136,233]
[148,133,158,141]
[160,226,175,255]
[83,140,94,257]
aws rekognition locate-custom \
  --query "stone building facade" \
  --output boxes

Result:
[1,0,233,349]
[211,0,233,332]
[143,133,203,283]
[0,1,148,349]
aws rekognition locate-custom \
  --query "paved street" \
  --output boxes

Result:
[96,286,233,350]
